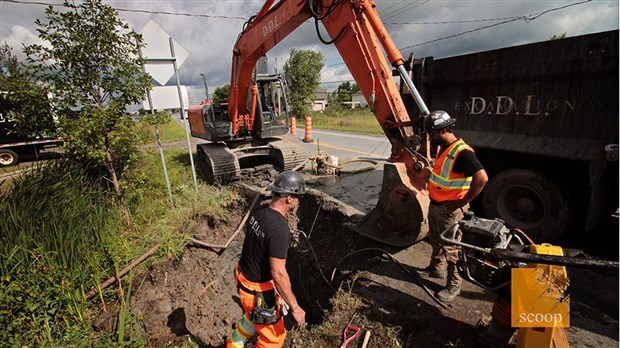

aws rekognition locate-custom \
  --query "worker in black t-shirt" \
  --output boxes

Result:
[422,110,488,303]
[226,171,306,348]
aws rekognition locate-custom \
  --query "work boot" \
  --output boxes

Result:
[422,266,446,279]
[436,285,461,302]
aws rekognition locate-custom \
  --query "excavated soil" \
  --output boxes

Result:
[128,178,619,348]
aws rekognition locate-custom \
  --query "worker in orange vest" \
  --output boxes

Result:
[422,110,489,302]
[226,171,306,348]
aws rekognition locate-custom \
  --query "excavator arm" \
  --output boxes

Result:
[230,0,429,160]
[229,0,434,246]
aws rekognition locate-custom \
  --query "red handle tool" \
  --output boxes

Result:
[340,325,361,348]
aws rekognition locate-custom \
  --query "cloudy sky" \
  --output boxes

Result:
[1,0,618,104]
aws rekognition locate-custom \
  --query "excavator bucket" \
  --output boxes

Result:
[350,162,429,247]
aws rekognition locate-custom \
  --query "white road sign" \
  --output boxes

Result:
[140,20,189,85]
[142,85,189,110]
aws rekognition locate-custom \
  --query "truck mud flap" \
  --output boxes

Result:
[350,162,429,247]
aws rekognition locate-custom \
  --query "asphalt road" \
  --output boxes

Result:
[293,128,392,162]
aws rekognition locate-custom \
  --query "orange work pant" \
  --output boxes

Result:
[226,265,285,348]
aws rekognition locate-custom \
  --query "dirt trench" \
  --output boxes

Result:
[128,182,619,348]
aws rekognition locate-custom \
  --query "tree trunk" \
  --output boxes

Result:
[105,147,131,224]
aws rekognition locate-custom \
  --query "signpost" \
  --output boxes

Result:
[140,20,198,195]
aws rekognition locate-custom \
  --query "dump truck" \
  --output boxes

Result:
[400,30,619,241]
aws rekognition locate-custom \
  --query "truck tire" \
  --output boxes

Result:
[0,149,18,167]
[481,169,569,242]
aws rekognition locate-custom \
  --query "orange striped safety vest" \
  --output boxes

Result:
[428,138,474,202]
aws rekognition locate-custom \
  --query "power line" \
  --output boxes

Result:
[0,0,247,20]
[320,79,355,84]
[381,0,430,22]
[378,0,406,16]
[398,0,593,51]
[380,0,420,19]
[385,15,525,25]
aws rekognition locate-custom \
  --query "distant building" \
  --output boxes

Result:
[312,87,328,112]
[351,92,368,108]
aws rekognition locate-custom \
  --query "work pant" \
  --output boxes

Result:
[427,203,467,288]
[226,266,285,348]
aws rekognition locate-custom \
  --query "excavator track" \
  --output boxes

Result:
[197,143,241,184]
[197,134,306,184]
[268,134,307,171]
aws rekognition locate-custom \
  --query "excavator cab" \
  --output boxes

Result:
[251,73,292,138]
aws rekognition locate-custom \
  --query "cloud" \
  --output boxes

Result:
[2,25,43,59]
[1,0,617,98]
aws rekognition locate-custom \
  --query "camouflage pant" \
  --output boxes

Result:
[427,203,468,288]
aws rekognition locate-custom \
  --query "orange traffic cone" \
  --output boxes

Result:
[302,116,314,143]
[290,116,297,136]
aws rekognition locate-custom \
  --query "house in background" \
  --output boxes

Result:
[351,92,368,108]
[312,87,328,112]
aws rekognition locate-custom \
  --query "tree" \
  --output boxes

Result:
[22,0,151,205]
[0,43,20,79]
[0,43,56,136]
[212,84,231,105]
[327,81,358,109]
[549,33,566,40]
[336,81,353,104]
[283,49,324,117]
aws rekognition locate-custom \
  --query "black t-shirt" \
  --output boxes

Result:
[452,149,484,177]
[238,207,291,283]
[436,139,483,177]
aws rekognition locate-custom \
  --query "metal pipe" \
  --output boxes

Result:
[490,248,619,270]
[138,43,174,207]
[170,37,198,192]
[397,64,429,116]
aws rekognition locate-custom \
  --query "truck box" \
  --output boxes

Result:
[401,30,619,241]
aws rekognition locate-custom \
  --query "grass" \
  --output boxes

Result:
[309,107,383,135]
[134,113,187,145]
[0,147,241,346]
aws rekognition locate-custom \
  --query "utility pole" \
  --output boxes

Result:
[274,57,279,74]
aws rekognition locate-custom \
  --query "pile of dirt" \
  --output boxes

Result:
[130,200,249,347]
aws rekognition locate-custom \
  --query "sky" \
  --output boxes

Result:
[1,0,618,105]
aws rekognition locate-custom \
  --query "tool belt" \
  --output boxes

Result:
[235,265,280,325]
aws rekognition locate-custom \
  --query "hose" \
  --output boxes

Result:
[293,228,334,291]
[338,159,379,174]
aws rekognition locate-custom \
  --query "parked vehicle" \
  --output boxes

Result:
[0,93,62,167]
[400,30,619,241]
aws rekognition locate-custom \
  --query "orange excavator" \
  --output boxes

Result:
[188,0,434,246]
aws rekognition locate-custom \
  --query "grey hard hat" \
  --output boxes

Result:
[424,110,457,132]
[267,171,306,195]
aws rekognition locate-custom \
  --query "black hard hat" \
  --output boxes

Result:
[424,110,457,132]
[267,171,306,195]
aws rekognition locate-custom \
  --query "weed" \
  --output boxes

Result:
[0,146,240,346]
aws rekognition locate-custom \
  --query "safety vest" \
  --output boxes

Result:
[428,138,474,202]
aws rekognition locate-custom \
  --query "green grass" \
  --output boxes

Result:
[134,113,187,145]
[309,107,383,135]
[0,148,241,346]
